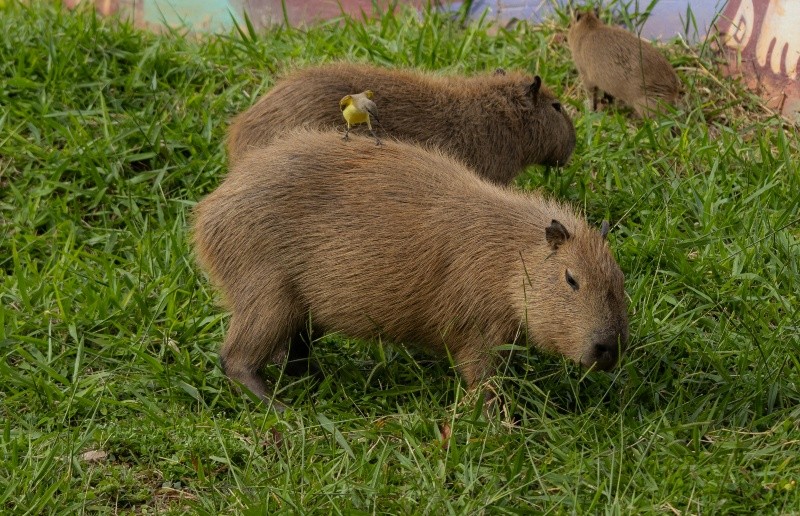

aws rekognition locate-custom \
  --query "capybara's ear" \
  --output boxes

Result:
[545,219,570,250]
[575,11,583,22]
[493,67,506,76]
[527,76,542,98]
[601,220,610,239]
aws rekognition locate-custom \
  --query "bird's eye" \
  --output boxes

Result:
[565,270,579,291]
[552,102,562,112]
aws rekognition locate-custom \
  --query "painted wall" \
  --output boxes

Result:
[716,0,800,121]
[461,0,726,42]
[62,0,430,31]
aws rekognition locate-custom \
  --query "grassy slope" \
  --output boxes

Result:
[1,1,798,513]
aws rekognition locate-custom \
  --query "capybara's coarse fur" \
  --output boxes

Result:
[226,63,576,185]
[567,10,681,117]
[194,130,628,406]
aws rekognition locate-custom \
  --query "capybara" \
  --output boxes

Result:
[567,10,681,117]
[226,63,576,184]
[193,130,628,408]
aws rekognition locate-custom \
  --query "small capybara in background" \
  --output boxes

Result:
[226,63,576,185]
[193,129,629,409]
[567,9,681,117]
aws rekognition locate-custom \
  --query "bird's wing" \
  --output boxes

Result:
[364,99,379,120]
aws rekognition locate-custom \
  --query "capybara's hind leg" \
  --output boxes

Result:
[220,297,301,411]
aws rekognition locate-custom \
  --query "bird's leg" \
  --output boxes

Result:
[369,128,382,146]
[342,123,350,141]
[367,119,382,146]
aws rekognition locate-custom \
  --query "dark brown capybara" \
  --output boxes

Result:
[194,130,628,409]
[226,63,576,184]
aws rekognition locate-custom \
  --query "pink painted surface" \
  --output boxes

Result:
[63,0,437,30]
[238,0,430,28]
[64,0,124,17]
[716,0,800,121]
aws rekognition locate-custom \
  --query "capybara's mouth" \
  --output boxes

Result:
[543,157,570,168]
[581,342,622,371]
[581,355,618,371]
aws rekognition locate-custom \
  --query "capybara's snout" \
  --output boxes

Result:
[539,107,576,168]
[582,326,628,371]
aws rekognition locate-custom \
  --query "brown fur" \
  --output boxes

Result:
[567,10,681,117]
[193,130,628,406]
[226,63,576,185]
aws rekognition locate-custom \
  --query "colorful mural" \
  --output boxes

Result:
[717,0,800,121]
[62,0,430,31]
[63,0,123,18]
[61,0,723,41]
[460,0,724,43]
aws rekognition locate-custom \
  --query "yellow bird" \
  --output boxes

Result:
[339,90,382,146]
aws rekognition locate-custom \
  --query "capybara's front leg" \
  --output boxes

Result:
[591,86,600,111]
[452,334,502,390]
[451,333,511,416]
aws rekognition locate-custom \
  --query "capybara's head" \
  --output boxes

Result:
[523,219,628,370]
[570,9,601,30]
[521,76,576,167]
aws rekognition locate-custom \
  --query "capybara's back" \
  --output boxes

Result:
[226,63,575,184]
[567,10,681,116]
[194,130,627,407]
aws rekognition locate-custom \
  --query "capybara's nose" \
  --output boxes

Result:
[588,335,623,371]
[592,343,617,370]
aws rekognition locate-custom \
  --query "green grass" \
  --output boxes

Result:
[1,1,799,513]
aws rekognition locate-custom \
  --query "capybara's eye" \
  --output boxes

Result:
[552,102,562,112]
[565,270,579,291]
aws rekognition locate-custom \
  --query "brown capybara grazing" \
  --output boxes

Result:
[567,10,681,117]
[193,130,628,409]
[225,63,576,185]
